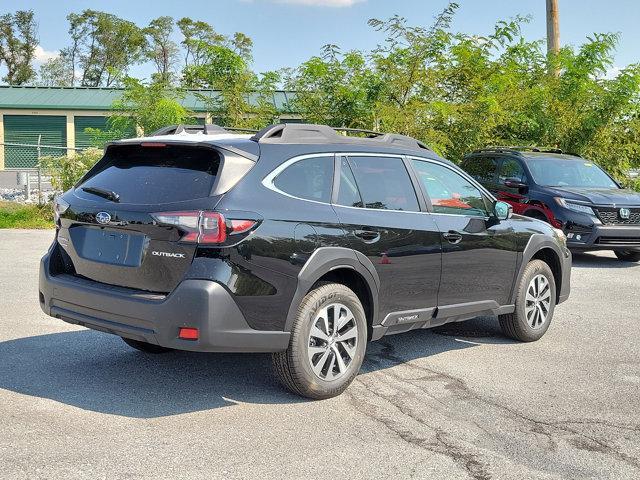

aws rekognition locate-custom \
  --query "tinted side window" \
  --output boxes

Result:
[347,156,420,212]
[273,156,334,203]
[412,160,489,217]
[498,158,527,183]
[337,157,363,208]
[463,156,497,184]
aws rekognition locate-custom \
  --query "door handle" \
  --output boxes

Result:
[355,228,380,243]
[442,230,463,244]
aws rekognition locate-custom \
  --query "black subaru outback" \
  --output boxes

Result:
[39,124,571,399]
[462,147,640,262]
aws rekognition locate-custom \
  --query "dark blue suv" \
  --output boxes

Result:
[462,147,640,262]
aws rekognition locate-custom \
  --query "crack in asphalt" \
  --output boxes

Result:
[347,378,493,480]
[350,341,640,477]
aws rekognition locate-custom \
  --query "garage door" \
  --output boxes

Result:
[4,115,66,168]
[74,116,136,149]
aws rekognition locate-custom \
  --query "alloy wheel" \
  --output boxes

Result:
[525,274,552,329]
[307,302,358,380]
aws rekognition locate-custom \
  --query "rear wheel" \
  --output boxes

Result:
[272,282,367,400]
[614,250,640,262]
[121,337,173,354]
[499,259,556,342]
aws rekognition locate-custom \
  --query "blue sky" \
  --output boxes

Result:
[13,0,640,79]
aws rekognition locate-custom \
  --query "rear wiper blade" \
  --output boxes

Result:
[81,186,120,202]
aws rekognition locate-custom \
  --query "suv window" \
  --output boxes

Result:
[80,144,221,204]
[337,157,363,208]
[464,156,497,184]
[411,160,489,217]
[347,156,420,212]
[499,158,527,183]
[273,156,334,203]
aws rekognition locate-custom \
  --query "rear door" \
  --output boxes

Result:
[409,158,518,308]
[333,154,442,321]
[58,143,225,293]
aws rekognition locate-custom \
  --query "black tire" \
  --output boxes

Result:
[499,259,556,342]
[272,282,368,400]
[614,250,640,262]
[121,337,173,354]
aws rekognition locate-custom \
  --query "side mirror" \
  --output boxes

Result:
[493,201,513,221]
[504,178,527,189]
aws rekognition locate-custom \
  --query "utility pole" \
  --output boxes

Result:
[546,0,560,76]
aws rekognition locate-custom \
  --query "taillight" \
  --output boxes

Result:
[151,211,256,244]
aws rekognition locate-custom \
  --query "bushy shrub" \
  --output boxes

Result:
[39,148,103,192]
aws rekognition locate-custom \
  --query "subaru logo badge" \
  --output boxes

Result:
[619,208,631,219]
[95,212,111,225]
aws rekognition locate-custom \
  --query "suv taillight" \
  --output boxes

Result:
[151,211,255,244]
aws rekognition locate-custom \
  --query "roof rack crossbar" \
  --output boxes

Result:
[250,123,432,152]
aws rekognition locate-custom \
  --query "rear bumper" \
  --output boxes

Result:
[566,224,640,251]
[39,249,290,353]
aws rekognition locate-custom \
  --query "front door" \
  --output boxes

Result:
[333,155,442,322]
[409,158,519,308]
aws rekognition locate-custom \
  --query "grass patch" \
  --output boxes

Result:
[0,201,54,229]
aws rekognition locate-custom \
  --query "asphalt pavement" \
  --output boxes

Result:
[0,229,638,479]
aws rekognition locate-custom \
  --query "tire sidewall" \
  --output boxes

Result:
[291,285,367,398]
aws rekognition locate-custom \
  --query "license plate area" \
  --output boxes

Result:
[70,227,146,267]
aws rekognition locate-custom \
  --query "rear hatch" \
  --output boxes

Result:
[57,142,226,293]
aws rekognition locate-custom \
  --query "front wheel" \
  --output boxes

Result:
[499,259,556,342]
[614,250,640,262]
[272,282,368,400]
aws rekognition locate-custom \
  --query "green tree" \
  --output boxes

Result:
[286,2,640,188]
[0,10,38,85]
[42,10,146,87]
[177,17,225,68]
[143,16,179,83]
[109,76,193,135]
[182,34,278,128]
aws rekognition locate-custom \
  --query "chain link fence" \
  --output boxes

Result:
[1,138,86,204]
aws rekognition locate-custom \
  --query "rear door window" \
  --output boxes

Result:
[463,156,497,185]
[346,156,419,212]
[273,156,334,203]
[79,144,221,204]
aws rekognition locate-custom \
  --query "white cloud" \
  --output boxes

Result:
[274,0,366,6]
[33,45,59,64]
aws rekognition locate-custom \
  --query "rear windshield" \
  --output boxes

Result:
[79,144,220,204]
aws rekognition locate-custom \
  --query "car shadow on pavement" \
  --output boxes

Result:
[0,317,512,418]
[571,251,639,269]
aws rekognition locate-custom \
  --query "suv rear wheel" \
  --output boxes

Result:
[272,282,367,399]
[499,259,556,342]
[614,250,640,262]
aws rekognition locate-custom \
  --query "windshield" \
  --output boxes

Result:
[527,157,618,188]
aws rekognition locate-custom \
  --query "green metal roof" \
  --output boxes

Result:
[0,86,298,113]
